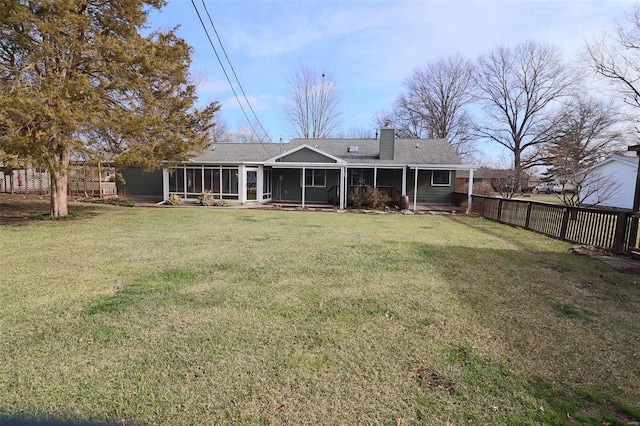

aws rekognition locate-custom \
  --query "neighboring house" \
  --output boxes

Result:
[455,168,494,191]
[120,128,475,209]
[581,153,638,209]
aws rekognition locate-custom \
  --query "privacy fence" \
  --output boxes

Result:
[453,193,637,255]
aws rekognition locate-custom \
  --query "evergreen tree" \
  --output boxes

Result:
[0,0,219,217]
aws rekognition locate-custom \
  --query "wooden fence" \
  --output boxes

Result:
[453,193,636,254]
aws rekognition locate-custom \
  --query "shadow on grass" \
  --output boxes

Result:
[405,232,639,424]
[0,415,128,426]
[0,197,103,226]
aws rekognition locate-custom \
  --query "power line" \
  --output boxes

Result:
[200,0,272,142]
[189,0,270,143]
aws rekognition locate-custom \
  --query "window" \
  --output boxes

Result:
[221,168,238,195]
[186,168,202,194]
[263,169,272,199]
[431,170,450,186]
[169,166,238,199]
[204,168,221,194]
[303,169,326,187]
[169,168,184,193]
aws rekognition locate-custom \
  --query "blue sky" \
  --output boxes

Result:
[148,0,635,160]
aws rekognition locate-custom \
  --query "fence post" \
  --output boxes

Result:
[497,199,503,222]
[613,212,629,255]
[560,207,570,240]
[524,202,532,230]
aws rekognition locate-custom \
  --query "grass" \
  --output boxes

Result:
[1,198,639,425]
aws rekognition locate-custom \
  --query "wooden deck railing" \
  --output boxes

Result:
[453,192,635,254]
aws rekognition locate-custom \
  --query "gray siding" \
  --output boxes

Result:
[279,148,337,163]
[406,170,454,204]
[118,168,163,196]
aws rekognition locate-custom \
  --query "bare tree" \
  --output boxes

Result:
[342,127,376,139]
[208,117,270,143]
[376,55,476,160]
[283,64,342,138]
[586,4,640,137]
[474,41,574,197]
[545,96,623,206]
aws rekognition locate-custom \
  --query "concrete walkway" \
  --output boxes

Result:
[592,255,640,274]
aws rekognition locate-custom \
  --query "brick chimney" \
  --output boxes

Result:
[379,128,395,160]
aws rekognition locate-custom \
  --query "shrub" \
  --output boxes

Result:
[198,190,215,206]
[348,186,390,210]
[212,199,232,207]
[166,194,183,206]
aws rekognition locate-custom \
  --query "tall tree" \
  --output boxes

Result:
[376,55,476,160]
[545,96,623,206]
[0,0,218,217]
[474,41,574,196]
[586,4,640,137]
[282,64,342,138]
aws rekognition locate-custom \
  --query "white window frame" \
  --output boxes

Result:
[302,169,326,188]
[431,170,451,187]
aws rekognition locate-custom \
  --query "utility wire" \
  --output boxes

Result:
[190,0,270,144]
[200,0,272,142]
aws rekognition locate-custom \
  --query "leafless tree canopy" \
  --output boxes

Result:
[211,120,270,143]
[376,55,476,161]
[474,40,574,194]
[586,4,640,137]
[282,64,342,139]
[545,96,623,206]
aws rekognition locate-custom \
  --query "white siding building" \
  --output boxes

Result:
[581,154,638,209]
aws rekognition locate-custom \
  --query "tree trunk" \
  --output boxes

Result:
[49,145,71,218]
[50,168,69,218]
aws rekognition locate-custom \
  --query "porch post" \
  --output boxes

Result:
[183,166,187,198]
[339,166,345,210]
[413,167,418,211]
[238,165,246,204]
[257,166,264,202]
[373,166,378,188]
[401,167,407,195]
[301,166,306,208]
[162,169,170,201]
[467,168,474,214]
[628,145,640,249]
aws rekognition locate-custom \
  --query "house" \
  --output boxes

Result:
[119,128,475,210]
[580,153,638,209]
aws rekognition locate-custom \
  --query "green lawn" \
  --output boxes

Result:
[1,200,639,425]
